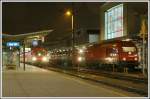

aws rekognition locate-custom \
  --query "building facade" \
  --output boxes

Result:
[100,2,148,40]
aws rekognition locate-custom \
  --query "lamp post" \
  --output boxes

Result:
[66,11,74,44]
[66,11,74,31]
[23,40,26,71]
[65,10,75,67]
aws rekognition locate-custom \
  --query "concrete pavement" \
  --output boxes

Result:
[2,64,142,97]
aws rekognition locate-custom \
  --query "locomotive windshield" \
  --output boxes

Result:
[122,47,136,52]
[32,49,47,56]
[121,41,137,52]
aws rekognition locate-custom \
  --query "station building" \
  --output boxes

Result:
[100,2,147,41]
[100,2,148,71]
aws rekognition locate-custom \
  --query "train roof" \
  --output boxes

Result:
[85,40,135,48]
[48,39,135,51]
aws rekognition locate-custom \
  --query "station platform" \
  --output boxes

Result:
[2,63,147,97]
[2,63,49,72]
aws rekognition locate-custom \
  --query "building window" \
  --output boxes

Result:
[105,4,123,40]
[89,34,99,43]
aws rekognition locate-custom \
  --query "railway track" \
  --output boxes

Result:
[29,62,147,84]
[79,69,147,84]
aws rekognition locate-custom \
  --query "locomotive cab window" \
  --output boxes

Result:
[122,47,136,52]
[34,50,47,56]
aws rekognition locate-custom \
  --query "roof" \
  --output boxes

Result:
[2,30,53,42]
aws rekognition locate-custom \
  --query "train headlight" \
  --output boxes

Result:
[123,57,126,61]
[42,57,48,62]
[32,57,37,61]
[134,57,138,61]
[77,57,82,62]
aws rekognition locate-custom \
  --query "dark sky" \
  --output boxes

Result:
[2,2,148,43]
[2,2,104,41]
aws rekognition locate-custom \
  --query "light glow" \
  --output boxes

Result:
[134,58,138,61]
[134,54,137,56]
[128,51,132,55]
[123,57,126,61]
[79,49,83,54]
[78,57,82,62]
[42,57,48,62]
[38,53,41,56]
[32,57,37,61]
[66,11,72,16]
[105,57,113,62]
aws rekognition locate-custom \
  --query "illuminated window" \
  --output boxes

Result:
[105,4,123,39]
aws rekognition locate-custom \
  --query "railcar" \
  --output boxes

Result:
[30,47,49,63]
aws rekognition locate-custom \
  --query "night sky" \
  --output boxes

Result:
[3,2,147,42]
[2,2,104,42]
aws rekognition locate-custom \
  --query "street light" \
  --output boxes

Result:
[66,10,71,16]
[65,10,74,32]
[65,10,75,67]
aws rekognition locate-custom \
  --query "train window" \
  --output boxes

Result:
[34,50,47,56]
[122,47,136,52]
[106,48,118,53]
[112,48,118,53]
[106,48,118,56]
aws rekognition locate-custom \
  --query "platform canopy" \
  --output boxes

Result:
[2,30,53,42]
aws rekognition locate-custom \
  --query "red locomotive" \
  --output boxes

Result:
[30,47,49,63]
[84,40,139,69]
[21,47,49,64]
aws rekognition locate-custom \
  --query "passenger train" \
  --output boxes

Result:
[49,40,139,70]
